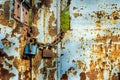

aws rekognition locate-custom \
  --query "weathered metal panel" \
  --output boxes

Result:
[0,0,120,80]
[59,0,120,80]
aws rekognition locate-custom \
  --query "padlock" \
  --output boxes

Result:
[30,44,37,55]
[24,43,31,54]
[42,49,53,58]
[24,43,37,56]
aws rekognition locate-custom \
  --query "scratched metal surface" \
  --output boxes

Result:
[59,0,120,80]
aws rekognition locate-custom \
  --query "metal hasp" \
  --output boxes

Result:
[13,0,31,25]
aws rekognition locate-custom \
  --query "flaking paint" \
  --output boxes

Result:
[0,0,120,80]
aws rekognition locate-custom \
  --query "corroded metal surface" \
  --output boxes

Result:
[0,0,58,80]
[0,0,120,80]
[59,0,120,80]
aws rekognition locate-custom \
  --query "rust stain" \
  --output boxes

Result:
[86,70,98,80]
[80,72,86,80]
[48,69,56,80]
[4,1,10,20]
[74,13,82,18]
[0,49,15,79]
[28,26,39,37]
[13,57,30,80]
[15,47,19,52]
[73,7,78,10]
[0,10,4,19]
[32,7,39,24]
[12,22,22,36]
[91,7,120,26]
[5,33,10,38]
[1,38,12,48]
[0,49,14,60]
[43,59,55,68]
[95,20,101,27]
[93,11,106,19]
[49,11,57,36]
[0,20,14,27]
[77,60,84,69]
[61,73,68,80]
[67,67,77,75]
[90,26,120,79]
[0,68,15,80]
[40,67,47,80]
[32,50,42,79]
[111,10,119,20]
[92,33,120,61]
[41,0,53,8]
[33,50,42,69]
[73,71,77,75]
[112,73,118,80]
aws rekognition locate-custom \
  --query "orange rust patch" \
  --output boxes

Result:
[49,12,55,23]
[73,71,77,75]
[77,60,84,69]
[0,19,14,28]
[74,13,82,18]
[86,70,98,80]
[5,33,10,38]
[0,49,15,79]
[43,59,56,68]
[89,60,96,70]
[13,57,29,71]
[80,72,86,80]
[49,11,57,36]
[0,68,15,80]
[61,74,68,80]
[42,0,53,7]
[111,10,119,20]
[2,38,12,48]
[92,33,120,60]
[90,27,120,79]
[95,20,101,27]
[12,22,22,36]
[0,10,4,19]
[92,8,120,25]
[13,57,31,79]
[8,20,14,28]
[93,11,106,19]
[40,67,47,80]
[48,69,56,80]
[48,26,57,36]
[32,50,42,78]
[32,7,39,24]
[112,73,118,80]
[15,47,19,52]
[67,67,77,75]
